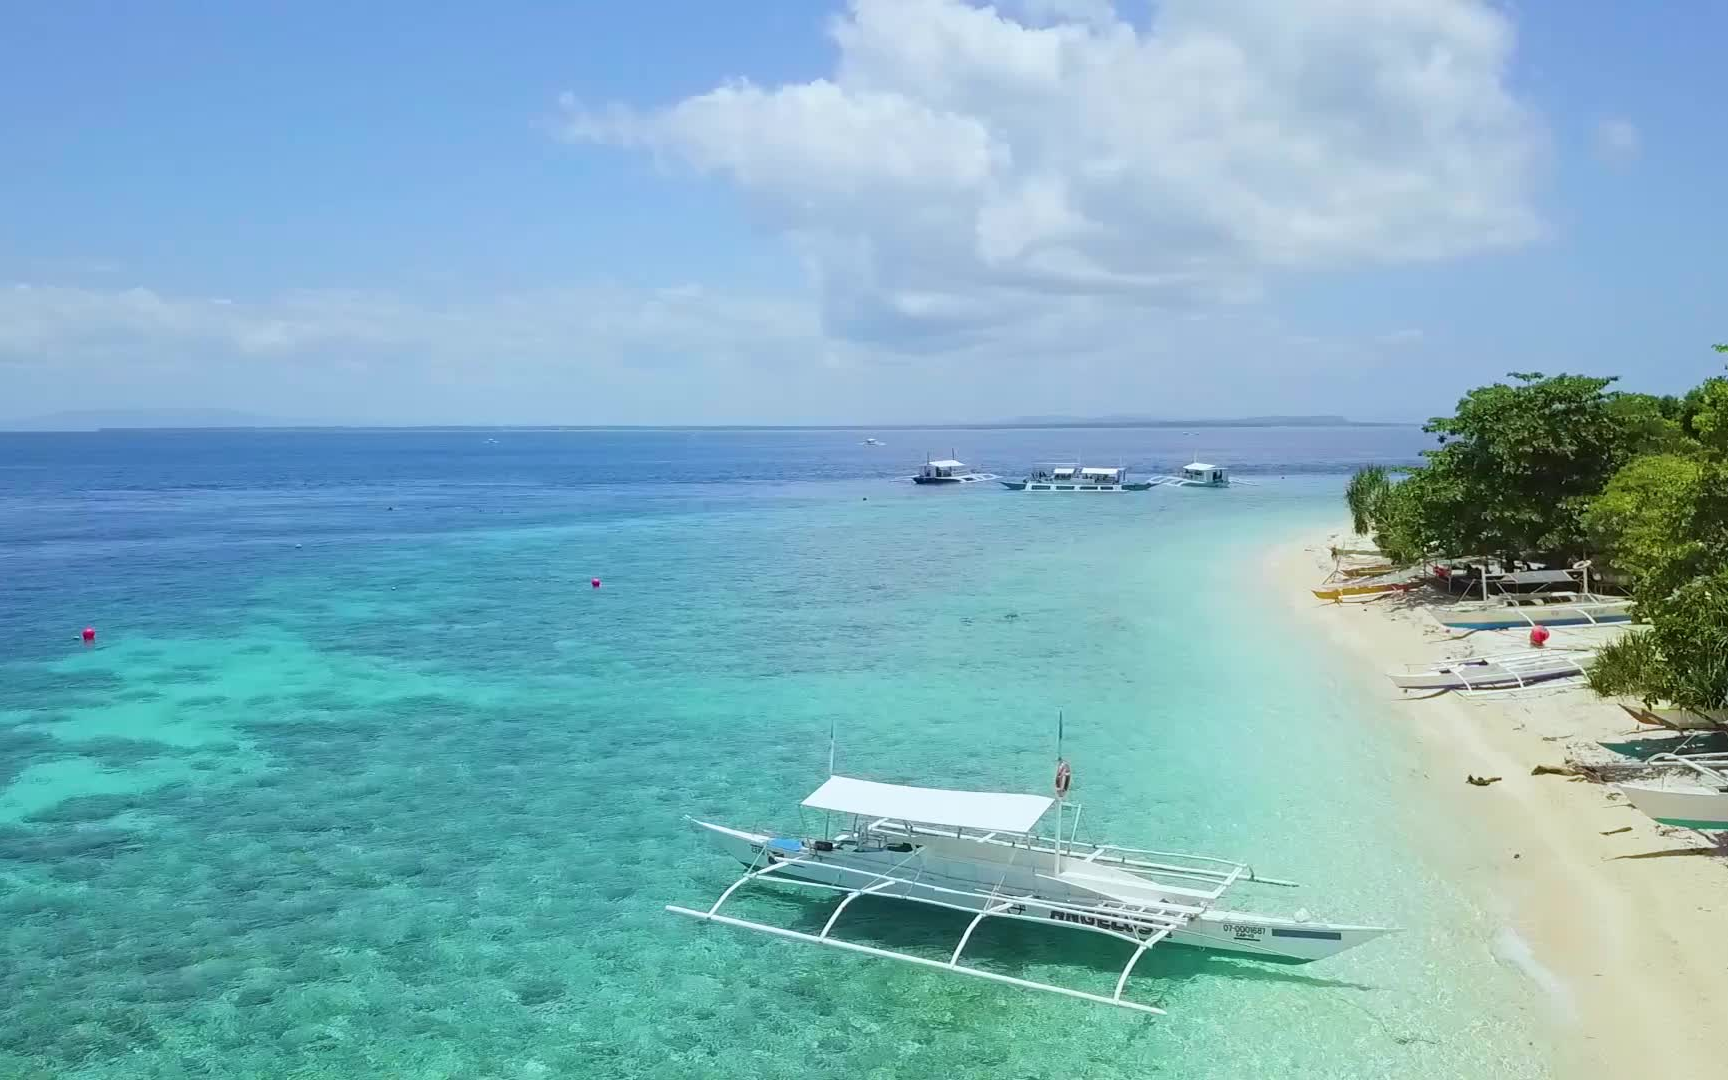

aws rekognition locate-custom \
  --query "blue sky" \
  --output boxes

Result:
[1,1,1722,425]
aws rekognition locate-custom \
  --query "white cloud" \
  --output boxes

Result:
[563,0,1544,347]
[1594,116,1639,165]
[0,278,1408,423]
[3,1,1551,424]
[0,281,878,423]
[0,281,821,366]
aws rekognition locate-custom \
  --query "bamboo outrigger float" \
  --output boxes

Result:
[668,752,1395,1014]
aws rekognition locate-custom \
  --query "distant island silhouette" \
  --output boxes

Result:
[3,409,1412,432]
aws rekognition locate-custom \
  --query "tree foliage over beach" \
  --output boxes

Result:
[1584,370,1728,708]
[1346,372,1671,563]
[1344,465,1389,536]
[1349,352,1728,710]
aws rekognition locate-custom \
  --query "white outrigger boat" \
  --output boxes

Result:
[1149,462,1240,488]
[1000,463,1151,491]
[1435,593,1632,631]
[669,771,1395,1014]
[1614,753,1728,832]
[910,456,998,484]
[1433,562,1633,631]
[1389,649,1592,693]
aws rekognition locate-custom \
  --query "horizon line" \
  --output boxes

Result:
[3,418,1421,434]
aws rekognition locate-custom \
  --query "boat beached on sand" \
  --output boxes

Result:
[1312,573,1419,602]
[668,764,1396,1015]
[1432,563,1632,631]
[1619,703,1728,732]
[1435,592,1632,631]
[1389,649,1591,693]
[1614,753,1728,832]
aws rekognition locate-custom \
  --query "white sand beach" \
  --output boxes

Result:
[1274,530,1728,1080]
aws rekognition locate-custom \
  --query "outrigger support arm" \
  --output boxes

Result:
[670,843,1191,1015]
[949,899,1021,967]
[665,906,1168,1016]
[1114,937,1158,1002]
[818,876,900,939]
[704,856,811,918]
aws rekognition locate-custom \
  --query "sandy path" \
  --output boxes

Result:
[1272,531,1727,1080]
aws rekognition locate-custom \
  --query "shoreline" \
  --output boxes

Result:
[1272,527,1727,1080]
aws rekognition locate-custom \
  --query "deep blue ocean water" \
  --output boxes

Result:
[0,427,1554,1079]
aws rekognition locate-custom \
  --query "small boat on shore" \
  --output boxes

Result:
[669,767,1395,1015]
[1330,546,1383,559]
[1619,703,1728,732]
[1001,464,1151,492]
[1614,753,1728,831]
[1339,563,1397,578]
[1433,561,1632,629]
[1435,593,1633,631]
[911,456,998,485]
[1390,650,1591,692]
[1311,577,1419,602]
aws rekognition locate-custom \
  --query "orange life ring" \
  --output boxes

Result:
[1054,760,1072,797]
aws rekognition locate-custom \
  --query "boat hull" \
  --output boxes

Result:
[1312,581,1413,601]
[1612,781,1728,830]
[1002,481,1150,492]
[1389,656,1586,691]
[1436,602,1632,630]
[1620,704,1728,731]
[1339,564,1396,579]
[914,473,997,485]
[689,820,1387,964]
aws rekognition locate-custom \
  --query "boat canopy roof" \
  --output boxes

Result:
[1080,466,1122,476]
[1184,462,1216,471]
[802,775,1054,834]
[924,459,966,468]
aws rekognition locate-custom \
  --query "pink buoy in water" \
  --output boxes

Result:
[81,626,96,644]
[591,578,601,589]
[1529,624,1550,647]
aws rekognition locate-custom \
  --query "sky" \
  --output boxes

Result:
[2,0,1724,426]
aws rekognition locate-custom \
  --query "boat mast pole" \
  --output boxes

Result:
[825,718,839,840]
[1055,709,1064,874]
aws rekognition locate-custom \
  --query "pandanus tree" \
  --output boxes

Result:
[1344,465,1389,537]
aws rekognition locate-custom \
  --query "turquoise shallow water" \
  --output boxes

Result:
[0,430,1551,1078]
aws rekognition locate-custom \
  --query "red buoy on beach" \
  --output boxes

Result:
[1529,624,1550,647]
[81,626,96,644]
[591,578,601,589]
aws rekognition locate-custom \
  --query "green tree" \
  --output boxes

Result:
[1583,348,1728,708]
[1344,466,1390,537]
[1582,453,1707,593]
[1368,467,1449,565]
[1679,375,1728,451]
[1589,569,1728,710]
[1412,373,1668,562]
